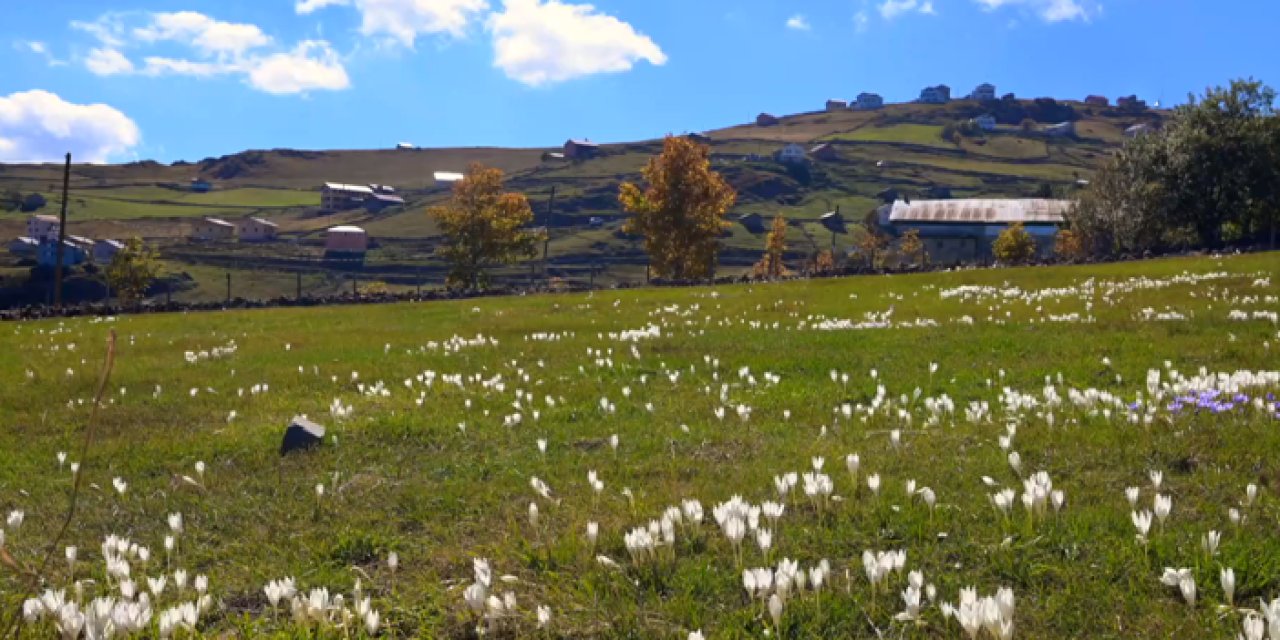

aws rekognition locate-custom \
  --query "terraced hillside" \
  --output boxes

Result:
[0,98,1163,302]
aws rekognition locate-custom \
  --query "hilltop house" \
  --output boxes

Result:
[192,217,235,241]
[756,113,780,126]
[92,239,124,264]
[564,139,600,160]
[826,99,848,112]
[1043,122,1077,138]
[685,132,712,144]
[237,217,279,242]
[810,143,839,161]
[325,225,368,257]
[37,240,88,269]
[919,85,951,104]
[775,143,807,165]
[396,142,416,150]
[1125,123,1155,138]
[974,115,997,131]
[855,93,884,110]
[1085,95,1109,107]
[970,83,997,101]
[321,183,375,211]
[27,214,60,242]
[876,198,1071,263]
[1117,95,1148,110]
[738,213,765,234]
[190,178,212,193]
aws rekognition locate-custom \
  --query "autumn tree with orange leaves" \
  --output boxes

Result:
[429,163,540,290]
[752,214,789,278]
[620,136,737,280]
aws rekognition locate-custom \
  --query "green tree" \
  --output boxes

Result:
[898,229,926,266]
[620,136,737,280]
[992,223,1038,265]
[105,238,160,304]
[429,163,541,290]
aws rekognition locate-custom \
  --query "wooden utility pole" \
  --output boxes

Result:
[543,186,555,279]
[54,153,71,308]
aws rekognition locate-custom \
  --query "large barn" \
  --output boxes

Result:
[877,198,1072,263]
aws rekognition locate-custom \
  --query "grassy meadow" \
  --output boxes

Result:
[1,253,1278,638]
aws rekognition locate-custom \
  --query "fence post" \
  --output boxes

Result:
[296,272,302,300]
[225,272,231,303]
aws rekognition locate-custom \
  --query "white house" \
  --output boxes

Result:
[93,239,124,264]
[191,217,235,241]
[825,99,848,112]
[974,115,997,131]
[8,237,38,258]
[237,217,279,242]
[325,225,368,256]
[855,93,884,110]
[775,143,807,165]
[919,85,951,104]
[970,83,997,101]
[27,215,60,242]
[396,142,416,150]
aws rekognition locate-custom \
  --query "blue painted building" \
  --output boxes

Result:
[37,240,88,268]
[877,198,1071,263]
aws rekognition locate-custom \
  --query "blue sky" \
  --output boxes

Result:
[2,0,1277,164]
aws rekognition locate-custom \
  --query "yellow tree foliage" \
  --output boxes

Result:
[620,136,736,280]
[1053,228,1086,261]
[898,228,926,266]
[752,215,789,278]
[105,237,159,304]
[992,222,1038,264]
[857,228,888,269]
[429,163,540,289]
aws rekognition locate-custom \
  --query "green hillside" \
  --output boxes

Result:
[0,98,1164,300]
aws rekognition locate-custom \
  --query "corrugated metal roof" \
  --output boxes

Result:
[243,217,279,227]
[203,217,235,227]
[323,182,375,194]
[888,199,1071,225]
[434,171,465,183]
[569,139,600,147]
[328,225,366,234]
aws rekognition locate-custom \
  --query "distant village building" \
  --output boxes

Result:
[8,237,38,259]
[756,113,780,127]
[321,183,375,211]
[810,143,839,161]
[92,239,124,264]
[1125,123,1155,138]
[1043,122,1077,138]
[1085,95,1109,107]
[365,193,406,213]
[191,217,236,241]
[775,143,807,165]
[685,132,712,144]
[877,198,1071,263]
[540,152,566,162]
[974,115,997,131]
[919,85,951,104]
[27,214,60,242]
[325,225,369,257]
[37,240,88,268]
[563,139,600,160]
[237,217,279,242]
[1117,95,1148,110]
[433,171,465,185]
[970,83,997,101]
[737,213,765,234]
[190,178,212,193]
[396,142,416,150]
[826,99,849,112]
[855,93,885,110]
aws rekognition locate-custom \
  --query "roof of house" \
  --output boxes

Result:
[30,214,59,223]
[242,217,279,228]
[11,237,38,246]
[67,235,94,245]
[96,239,125,249]
[567,139,599,148]
[328,225,366,234]
[202,217,235,228]
[810,143,836,153]
[323,182,375,195]
[371,194,405,204]
[434,171,465,183]
[887,199,1072,225]
[827,98,847,103]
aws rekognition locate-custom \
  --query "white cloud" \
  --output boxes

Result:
[247,41,352,95]
[354,0,491,46]
[0,90,140,163]
[296,0,351,14]
[85,48,135,76]
[786,14,811,31]
[71,15,127,48]
[15,40,69,67]
[973,0,1092,22]
[141,57,235,77]
[854,10,870,32]
[879,0,937,19]
[488,0,666,87]
[133,11,271,56]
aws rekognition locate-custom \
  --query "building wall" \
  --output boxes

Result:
[193,223,235,241]
[325,231,368,253]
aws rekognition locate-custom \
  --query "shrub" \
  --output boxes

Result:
[993,223,1038,264]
